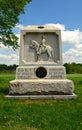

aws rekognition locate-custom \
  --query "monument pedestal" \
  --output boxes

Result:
[9,79,74,95]
[6,25,77,99]
[7,65,77,99]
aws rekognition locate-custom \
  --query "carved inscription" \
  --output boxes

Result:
[16,68,35,79]
[48,68,66,79]
[16,67,66,79]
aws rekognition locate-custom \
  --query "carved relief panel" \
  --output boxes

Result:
[19,26,62,65]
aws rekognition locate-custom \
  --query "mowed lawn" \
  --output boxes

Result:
[0,73,82,130]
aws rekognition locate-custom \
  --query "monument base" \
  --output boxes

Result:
[8,79,75,97]
[6,94,77,100]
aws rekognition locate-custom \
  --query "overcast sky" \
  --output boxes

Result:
[0,0,82,65]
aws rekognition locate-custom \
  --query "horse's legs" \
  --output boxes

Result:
[37,54,41,61]
[47,49,53,61]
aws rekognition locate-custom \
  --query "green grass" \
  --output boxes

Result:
[0,74,82,130]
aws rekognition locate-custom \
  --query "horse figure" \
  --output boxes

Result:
[30,40,54,61]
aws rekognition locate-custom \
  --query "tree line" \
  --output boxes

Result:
[0,64,18,73]
[0,63,82,74]
[63,63,82,74]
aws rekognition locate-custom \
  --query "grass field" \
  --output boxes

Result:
[0,74,82,130]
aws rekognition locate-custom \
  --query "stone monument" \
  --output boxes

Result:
[6,25,77,99]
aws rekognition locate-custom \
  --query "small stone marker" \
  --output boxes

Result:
[7,25,77,99]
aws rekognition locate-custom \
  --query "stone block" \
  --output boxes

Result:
[16,66,66,79]
[9,79,74,95]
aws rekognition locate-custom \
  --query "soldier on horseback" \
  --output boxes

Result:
[30,36,54,61]
[38,35,46,54]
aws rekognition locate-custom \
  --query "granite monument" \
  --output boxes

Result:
[7,25,77,99]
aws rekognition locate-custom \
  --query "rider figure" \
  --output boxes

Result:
[39,35,46,54]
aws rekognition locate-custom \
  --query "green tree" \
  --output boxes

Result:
[63,63,82,74]
[64,63,71,73]
[0,0,31,49]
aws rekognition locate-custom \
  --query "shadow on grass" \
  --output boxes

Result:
[0,88,9,95]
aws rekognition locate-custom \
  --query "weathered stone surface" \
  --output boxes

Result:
[9,79,74,95]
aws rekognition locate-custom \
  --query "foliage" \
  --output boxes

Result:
[0,62,82,74]
[0,0,31,49]
[64,62,82,74]
[0,74,82,130]
[0,64,18,73]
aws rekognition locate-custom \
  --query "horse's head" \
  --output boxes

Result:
[30,40,39,49]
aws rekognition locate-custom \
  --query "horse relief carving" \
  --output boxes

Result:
[30,36,54,61]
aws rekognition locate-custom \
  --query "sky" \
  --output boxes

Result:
[0,0,82,65]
